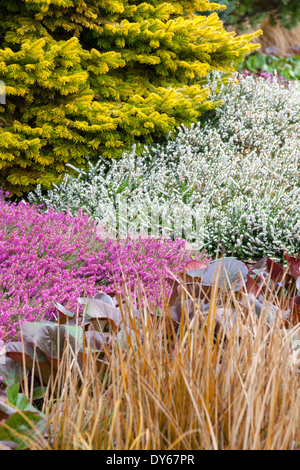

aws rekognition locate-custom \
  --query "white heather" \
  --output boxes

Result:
[28,74,300,258]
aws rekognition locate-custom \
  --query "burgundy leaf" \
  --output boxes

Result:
[183,260,209,273]
[85,330,108,351]
[187,258,248,292]
[285,253,300,279]
[82,298,123,327]
[245,274,262,297]
[53,301,75,324]
[266,257,294,284]
[287,297,300,324]
[5,342,52,385]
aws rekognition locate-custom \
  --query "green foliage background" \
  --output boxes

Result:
[242,52,300,81]
[226,0,300,30]
[0,0,260,195]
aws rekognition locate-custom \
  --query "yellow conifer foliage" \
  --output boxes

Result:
[0,0,261,195]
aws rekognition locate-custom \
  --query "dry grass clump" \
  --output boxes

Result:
[257,17,300,56]
[13,280,300,451]
[232,16,300,56]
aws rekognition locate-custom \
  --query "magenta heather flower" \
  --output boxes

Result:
[241,69,289,87]
[0,191,208,342]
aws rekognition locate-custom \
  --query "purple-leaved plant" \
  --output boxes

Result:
[0,190,206,343]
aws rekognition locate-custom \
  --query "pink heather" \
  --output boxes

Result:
[0,189,208,343]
